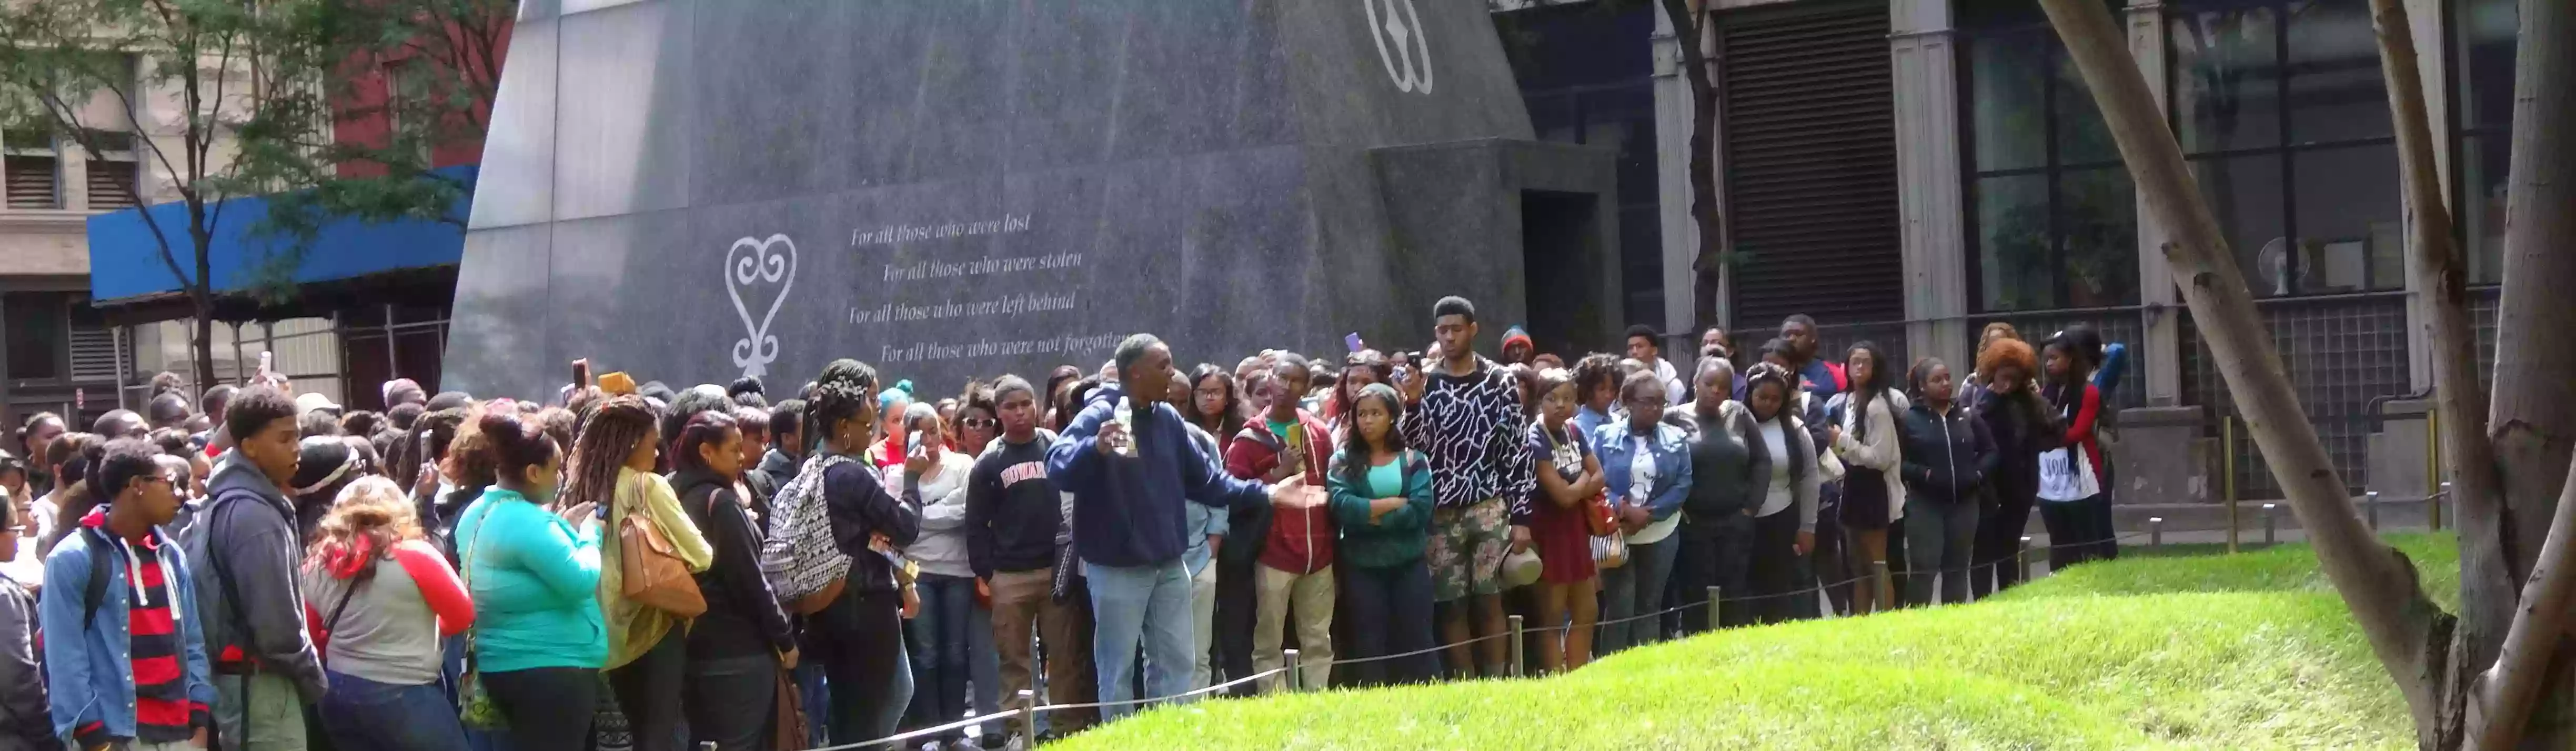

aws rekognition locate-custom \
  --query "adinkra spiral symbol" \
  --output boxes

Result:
[1365,0,1434,94]
[726,234,798,379]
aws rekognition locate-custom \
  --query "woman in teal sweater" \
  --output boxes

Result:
[1325,383,1436,686]
[451,409,606,751]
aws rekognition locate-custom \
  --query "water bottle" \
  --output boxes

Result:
[1113,397,1136,457]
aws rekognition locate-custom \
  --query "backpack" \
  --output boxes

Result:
[759,453,854,611]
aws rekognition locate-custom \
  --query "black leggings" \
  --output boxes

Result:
[481,666,599,751]
[606,630,685,751]
[1974,484,2037,597]
[1747,509,1805,624]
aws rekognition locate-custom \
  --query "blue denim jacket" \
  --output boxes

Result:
[1591,419,1695,522]
[39,525,216,747]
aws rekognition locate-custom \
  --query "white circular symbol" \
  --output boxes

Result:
[725,233,798,379]
[1365,0,1434,94]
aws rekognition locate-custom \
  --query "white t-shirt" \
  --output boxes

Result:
[1627,433,1682,545]
[1757,422,1794,518]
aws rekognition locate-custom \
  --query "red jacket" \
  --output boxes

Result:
[1225,410,1336,574]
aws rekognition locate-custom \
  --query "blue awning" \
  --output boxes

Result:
[85,165,476,305]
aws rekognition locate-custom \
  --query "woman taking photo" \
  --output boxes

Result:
[1589,371,1692,654]
[569,396,712,751]
[1829,343,1904,616]
[452,409,602,750]
[894,402,999,747]
[1520,367,1602,671]
[669,410,797,750]
[1896,358,1996,607]
[1969,338,2054,597]
[1675,357,1767,633]
[1325,384,1438,686]
[807,359,925,744]
[304,476,475,750]
[1742,364,1819,625]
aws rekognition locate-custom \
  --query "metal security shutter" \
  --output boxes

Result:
[5,155,58,209]
[1719,3,1901,328]
[67,325,124,381]
[86,160,138,210]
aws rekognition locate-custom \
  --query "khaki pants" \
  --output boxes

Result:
[989,568,1094,733]
[1253,564,1335,692]
[214,672,306,751]
[1189,559,1219,691]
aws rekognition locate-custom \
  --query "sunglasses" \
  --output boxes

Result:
[959,417,999,429]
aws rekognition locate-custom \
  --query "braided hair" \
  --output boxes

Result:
[561,395,658,516]
[808,359,883,456]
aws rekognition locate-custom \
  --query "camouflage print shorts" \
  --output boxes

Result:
[1426,498,1510,602]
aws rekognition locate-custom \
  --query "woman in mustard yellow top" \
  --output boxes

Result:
[562,395,712,751]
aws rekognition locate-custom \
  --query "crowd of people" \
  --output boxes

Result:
[0,295,2129,751]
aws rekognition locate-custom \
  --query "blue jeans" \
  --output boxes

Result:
[318,670,470,751]
[1084,558,1195,721]
[1597,536,1681,654]
[794,660,830,747]
[907,573,1002,740]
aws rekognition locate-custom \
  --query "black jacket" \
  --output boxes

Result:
[673,470,796,658]
[0,574,55,751]
[1975,389,2060,501]
[1901,402,1999,505]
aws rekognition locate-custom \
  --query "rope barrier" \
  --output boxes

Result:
[818,528,2175,748]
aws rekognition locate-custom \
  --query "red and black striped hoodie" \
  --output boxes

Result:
[74,508,208,748]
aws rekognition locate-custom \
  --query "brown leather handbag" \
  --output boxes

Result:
[772,655,811,749]
[618,475,707,617]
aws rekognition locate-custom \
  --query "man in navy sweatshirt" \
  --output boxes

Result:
[1046,334,1302,719]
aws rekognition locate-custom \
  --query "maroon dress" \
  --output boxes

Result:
[1527,421,1599,583]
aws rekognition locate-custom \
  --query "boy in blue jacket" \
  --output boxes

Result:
[43,438,213,751]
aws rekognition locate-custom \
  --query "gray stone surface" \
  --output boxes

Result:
[2108,405,2210,506]
[446,0,1614,398]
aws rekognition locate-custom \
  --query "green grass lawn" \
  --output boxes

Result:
[1050,534,2456,750]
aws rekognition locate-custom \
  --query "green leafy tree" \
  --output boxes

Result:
[0,0,510,391]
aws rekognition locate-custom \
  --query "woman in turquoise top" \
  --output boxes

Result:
[1324,383,1436,686]
[450,409,605,751]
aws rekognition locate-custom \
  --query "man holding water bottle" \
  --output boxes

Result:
[1045,334,1314,719]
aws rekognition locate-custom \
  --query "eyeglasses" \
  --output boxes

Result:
[959,417,999,430]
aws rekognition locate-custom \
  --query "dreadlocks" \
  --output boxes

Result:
[562,395,658,516]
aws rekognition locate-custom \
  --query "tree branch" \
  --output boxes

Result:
[2036,0,2457,743]
[2476,0,2576,743]
[2367,2,2512,745]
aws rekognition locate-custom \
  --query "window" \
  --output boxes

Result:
[2451,0,2513,284]
[3,128,61,210]
[82,129,138,210]
[4,293,69,382]
[1960,0,2140,312]
[2169,0,2403,296]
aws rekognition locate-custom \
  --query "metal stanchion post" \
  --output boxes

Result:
[2366,490,2380,532]
[1015,689,1038,743]
[2438,481,2453,533]
[2150,517,2164,547]
[2262,503,2278,545]
[1507,614,1526,678]
[2018,536,2034,581]
[2223,415,2239,553]
[2428,409,2443,531]
[1284,648,1301,692]
[1706,586,1723,632]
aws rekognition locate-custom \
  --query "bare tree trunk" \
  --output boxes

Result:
[2480,0,2576,746]
[1658,0,1727,332]
[2033,0,2458,744]
[2370,0,2511,744]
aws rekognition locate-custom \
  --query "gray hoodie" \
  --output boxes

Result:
[187,452,326,701]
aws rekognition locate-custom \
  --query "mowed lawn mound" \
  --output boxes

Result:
[1050,534,2456,750]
